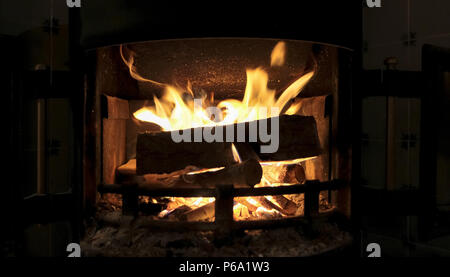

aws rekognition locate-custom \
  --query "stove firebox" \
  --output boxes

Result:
[82,39,352,241]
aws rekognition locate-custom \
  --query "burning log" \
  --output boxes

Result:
[135,167,197,188]
[136,115,321,174]
[295,164,306,184]
[159,205,192,220]
[136,132,236,174]
[179,202,215,221]
[255,207,283,219]
[239,115,321,161]
[234,204,251,219]
[271,195,298,215]
[180,158,262,188]
[234,143,302,216]
[262,163,306,184]
[117,158,262,188]
[251,196,299,216]
[234,197,258,212]
[117,161,199,186]
[254,196,284,214]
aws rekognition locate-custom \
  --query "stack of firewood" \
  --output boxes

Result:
[115,114,320,221]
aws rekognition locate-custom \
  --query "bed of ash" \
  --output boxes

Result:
[80,195,352,257]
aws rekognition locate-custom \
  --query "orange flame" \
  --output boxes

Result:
[270,41,286,66]
[121,42,314,131]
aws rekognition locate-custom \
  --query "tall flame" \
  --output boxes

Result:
[270,41,286,66]
[122,42,314,131]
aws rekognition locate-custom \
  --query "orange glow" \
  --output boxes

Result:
[121,42,314,131]
[270,41,286,66]
[121,41,318,220]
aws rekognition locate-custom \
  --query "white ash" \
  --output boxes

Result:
[81,214,351,257]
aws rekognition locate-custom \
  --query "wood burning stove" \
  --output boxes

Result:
[80,36,353,245]
[7,0,450,259]
[4,1,359,257]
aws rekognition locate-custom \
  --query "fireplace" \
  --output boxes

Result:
[66,1,359,257]
[78,36,353,255]
[0,1,360,258]
[7,0,450,259]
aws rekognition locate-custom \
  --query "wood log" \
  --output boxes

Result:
[161,205,192,219]
[242,115,321,162]
[252,196,299,216]
[136,115,321,174]
[233,143,301,216]
[255,207,283,219]
[235,197,258,212]
[271,195,298,215]
[254,196,284,214]
[235,142,305,184]
[233,142,260,161]
[117,158,262,188]
[181,158,262,187]
[262,163,306,184]
[137,135,236,174]
[179,202,215,221]
[235,204,250,219]
[135,166,199,188]
[117,161,200,186]
[295,164,306,184]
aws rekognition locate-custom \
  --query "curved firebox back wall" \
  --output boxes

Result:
[125,39,336,100]
[96,39,339,100]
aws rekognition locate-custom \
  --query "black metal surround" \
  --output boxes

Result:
[79,1,362,51]
[421,44,450,240]
[98,180,346,198]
